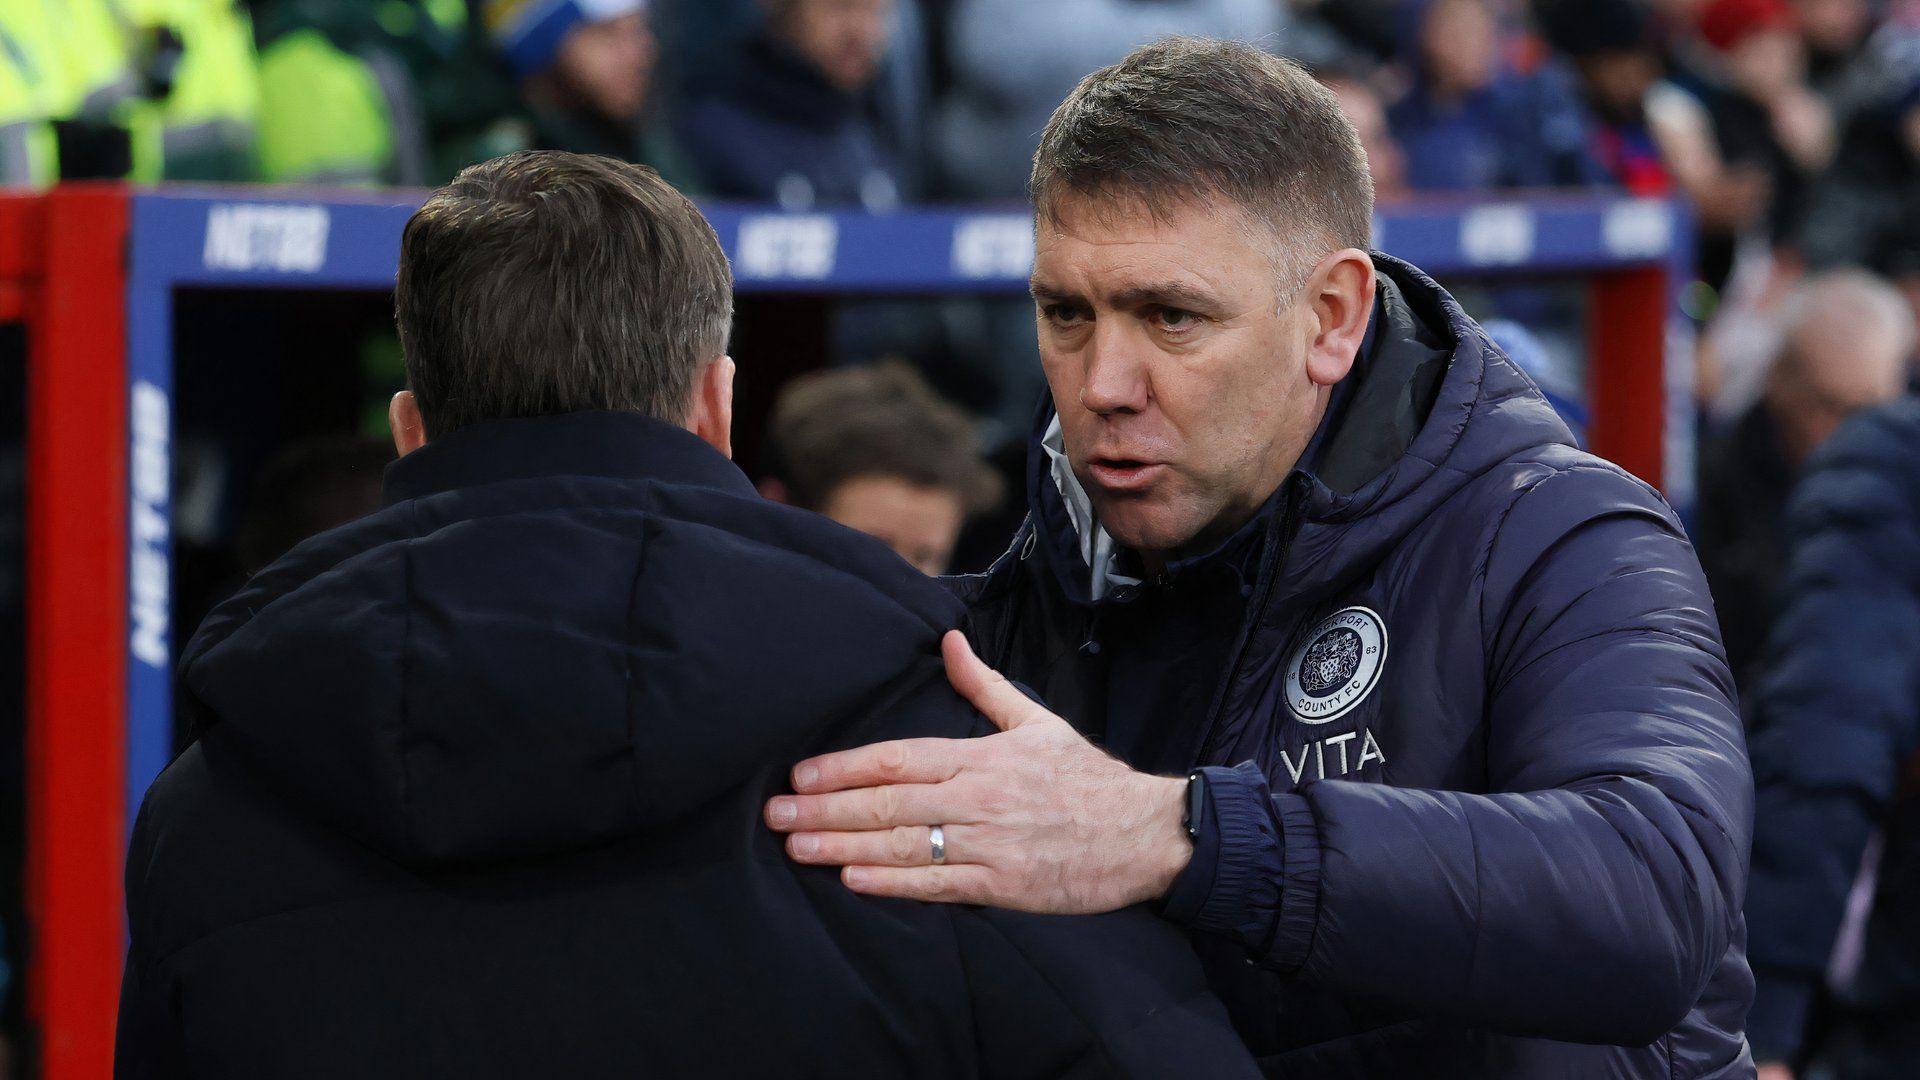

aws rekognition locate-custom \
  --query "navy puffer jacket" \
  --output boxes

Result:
[116,412,1261,1079]
[951,255,1756,1077]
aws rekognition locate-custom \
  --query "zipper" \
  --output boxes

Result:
[1188,473,1311,768]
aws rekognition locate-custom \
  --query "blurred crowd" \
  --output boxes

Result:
[2,0,1920,1076]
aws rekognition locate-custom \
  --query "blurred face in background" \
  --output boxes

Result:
[555,12,657,121]
[1726,27,1806,100]
[821,475,965,575]
[1032,193,1367,564]
[1326,78,1409,201]
[1792,0,1869,55]
[774,0,894,93]
[1422,0,1499,96]
[1765,293,1911,465]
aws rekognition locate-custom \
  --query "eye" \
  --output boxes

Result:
[1153,307,1201,332]
[1042,303,1088,326]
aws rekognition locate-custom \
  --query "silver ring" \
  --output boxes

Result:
[929,825,947,865]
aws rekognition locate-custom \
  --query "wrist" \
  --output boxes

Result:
[1137,774,1193,903]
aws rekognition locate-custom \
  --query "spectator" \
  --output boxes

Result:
[1386,0,1603,191]
[1693,0,1836,284]
[1801,77,1920,327]
[759,363,1002,575]
[1695,269,1915,693]
[486,0,687,174]
[113,151,1260,1078]
[676,0,913,207]
[930,0,1282,200]
[1794,0,1880,112]
[1321,73,1410,201]
[1745,397,1920,1080]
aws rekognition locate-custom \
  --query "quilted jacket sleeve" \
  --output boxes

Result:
[1743,406,1920,1062]
[1257,465,1753,1045]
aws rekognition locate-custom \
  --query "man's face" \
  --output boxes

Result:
[780,0,893,93]
[822,475,965,576]
[555,13,656,121]
[1031,195,1328,561]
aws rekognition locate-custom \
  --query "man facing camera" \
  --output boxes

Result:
[114,151,1257,1079]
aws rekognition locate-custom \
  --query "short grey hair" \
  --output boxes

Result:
[1030,37,1374,285]
[396,151,734,439]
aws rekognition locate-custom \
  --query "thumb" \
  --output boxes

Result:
[942,630,1042,731]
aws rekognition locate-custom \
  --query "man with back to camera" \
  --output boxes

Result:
[767,38,1758,1078]
[113,151,1261,1078]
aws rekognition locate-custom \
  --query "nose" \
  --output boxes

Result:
[1079,329,1150,416]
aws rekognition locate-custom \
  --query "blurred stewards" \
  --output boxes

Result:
[252,0,500,184]
[1695,270,1915,693]
[676,0,912,208]
[256,0,679,186]
[760,363,1001,575]
[1745,398,1920,1079]
[0,0,256,182]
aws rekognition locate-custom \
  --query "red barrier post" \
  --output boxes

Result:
[26,185,131,1079]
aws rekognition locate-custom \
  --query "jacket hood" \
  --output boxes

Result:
[179,412,963,868]
[1021,253,1577,606]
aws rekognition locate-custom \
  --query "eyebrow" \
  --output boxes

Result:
[1107,281,1224,315]
[1028,278,1225,314]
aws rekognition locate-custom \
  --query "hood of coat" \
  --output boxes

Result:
[179,411,963,868]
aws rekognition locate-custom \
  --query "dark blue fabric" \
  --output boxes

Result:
[1744,399,1920,1071]
[116,411,1261,1079]
[1388,66,1607,192]
[952,255,1757,1078]
[673,31,913,205]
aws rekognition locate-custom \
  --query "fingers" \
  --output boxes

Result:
[790,737,965,794]
[765,783,953,833]
[786,824,966,868]
[841,864,997,905]
[941,630,1042,732]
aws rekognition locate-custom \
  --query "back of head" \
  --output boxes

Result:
[395,150,732,440]
[1030,36,1374,285]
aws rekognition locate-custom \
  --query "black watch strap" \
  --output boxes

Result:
[1183,770,1208,840]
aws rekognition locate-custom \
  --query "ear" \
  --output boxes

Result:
[389,390,427,457]
[756,477,792,504]
[1303,249,1376,388]
[685,355,736,458]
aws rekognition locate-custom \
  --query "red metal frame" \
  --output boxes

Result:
[1586,267,1671,490]
[24,185,130,1080]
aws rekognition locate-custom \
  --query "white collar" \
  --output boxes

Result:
[1040,415,1142,602]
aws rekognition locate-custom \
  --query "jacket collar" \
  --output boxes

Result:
[382,410,757,506]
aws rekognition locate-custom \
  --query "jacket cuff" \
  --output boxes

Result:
[1260,791,1322,973]
[1746,972,1816,1064]
[1161,762,1286,953]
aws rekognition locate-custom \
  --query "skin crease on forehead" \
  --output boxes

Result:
[821,474,967,576]
[1031,193,1373,570]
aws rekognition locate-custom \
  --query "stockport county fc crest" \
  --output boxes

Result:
[1284,607,1388,724]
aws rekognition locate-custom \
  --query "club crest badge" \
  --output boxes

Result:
[1284,607,1388,724]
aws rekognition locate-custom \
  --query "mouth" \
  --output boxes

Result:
[1085,458,1167,493]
